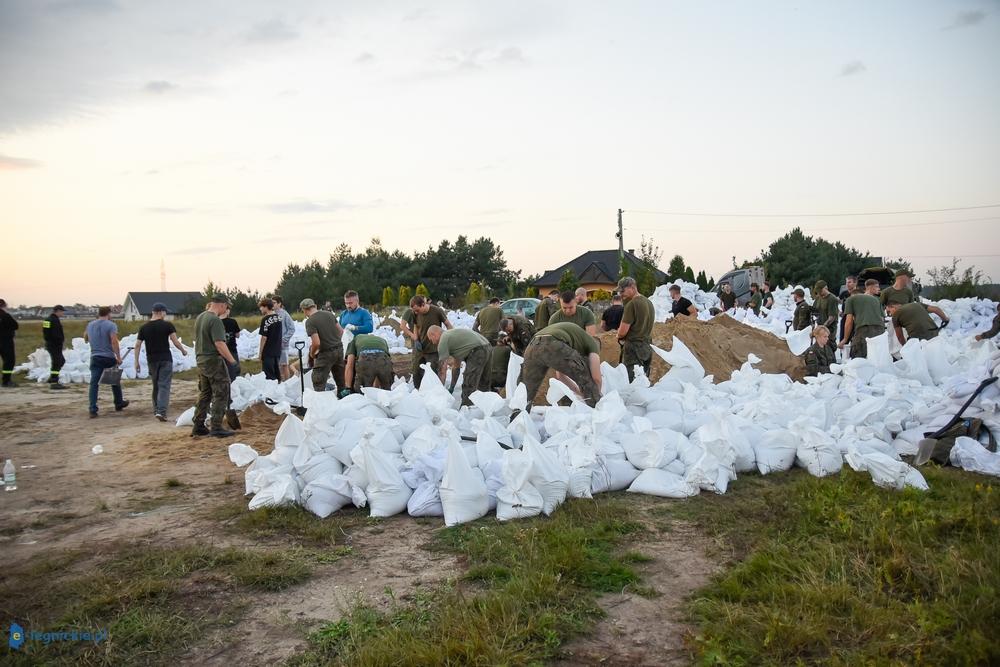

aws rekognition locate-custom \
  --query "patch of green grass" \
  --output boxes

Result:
[163,478,183,488]
[289,497,647,666]
[0,543,312,665]
[211,497,368,546]
[667,467,1000,666]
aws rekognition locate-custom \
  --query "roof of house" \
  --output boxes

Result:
[534,249,668,287]
[125,291,202,314]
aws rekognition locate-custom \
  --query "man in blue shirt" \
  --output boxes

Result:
[85,306,128,417]
[339,290,374,334]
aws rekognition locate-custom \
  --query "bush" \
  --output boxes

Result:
[381,287,395,308]
[557,269,579,292]
[927,259,990,299]
[416,284,430,298]
[398,285,412,307]
[591,289,612,301]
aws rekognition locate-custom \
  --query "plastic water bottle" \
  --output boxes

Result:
[3,459,15,491]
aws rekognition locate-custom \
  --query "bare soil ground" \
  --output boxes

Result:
[0,378,714,665]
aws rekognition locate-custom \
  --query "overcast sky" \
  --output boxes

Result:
[1,0,998,305]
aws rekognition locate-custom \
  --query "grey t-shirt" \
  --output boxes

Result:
[278,308,295,347]
[86,319,118,359]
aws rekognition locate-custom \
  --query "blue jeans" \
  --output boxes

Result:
[148,359,173,416]
[89,356,124,414]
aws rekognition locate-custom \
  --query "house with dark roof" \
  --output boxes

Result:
[121,292,202,321]
[533,249,668,296]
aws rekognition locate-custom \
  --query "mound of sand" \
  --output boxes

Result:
[598,315,806,383]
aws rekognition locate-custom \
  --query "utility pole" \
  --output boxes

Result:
[616,209,624,262]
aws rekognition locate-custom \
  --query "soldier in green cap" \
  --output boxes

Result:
[498,315,536,356]
[812,280,840,354]
[839,279,886,358]
[192,295,238,437]
[880,269,916,308]
[792,288,814,331]
[616,276,656,382]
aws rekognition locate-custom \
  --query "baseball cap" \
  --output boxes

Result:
[792,288,805,297]
[813,280,827,293]
[895,268,912,278]
[210,294,230,304]
[299,298,317,310]
[152,302,168,312]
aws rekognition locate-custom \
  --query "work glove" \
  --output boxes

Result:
[346,324,357,332]
[337,388,352,399]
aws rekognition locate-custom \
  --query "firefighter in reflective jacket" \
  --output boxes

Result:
[43,305,67,389]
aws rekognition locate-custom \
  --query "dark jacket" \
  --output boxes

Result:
[0,310,18,341]
[803,342,835,377]
[43,313,64,348]
[792,301,814,331]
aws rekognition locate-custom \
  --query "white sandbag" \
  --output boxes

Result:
[476,432,506,465]
[567,468,593,499]
[590,457,641,494]
[628,468,699,498]
[844,448,928,491]
[508,409,541,448]
[622,430,678,470]
[784,326,812,356]
[300,475,356,518]
[275,414,307,448]
[175,406,195,427]
[950,436,1000,477]
[684,450,732,494]
[794,427,843,478]
[753,430,798,474]
[248,474,299,510]
[652,337,705,383]
[524,437,569,515]
[505,352,525,402]
[362,442,412,517]
[407,481,444,516]
[296,453,345,485]
[228,443,259,467]
[496,448,544,521]
[439,440,490,526]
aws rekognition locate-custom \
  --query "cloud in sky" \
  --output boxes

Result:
[839,60,867,77]
[170,246,227,256]
[944,10,987,30]
[245,18,299,43]
[263,200,356,214]
[0,154,42,170]
[145,206,191,214]
[354,52,375,65]
[143,80,176,94]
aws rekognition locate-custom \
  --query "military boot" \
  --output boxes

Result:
[225,409,242,431]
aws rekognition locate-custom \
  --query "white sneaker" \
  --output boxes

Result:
[155,413,166,422]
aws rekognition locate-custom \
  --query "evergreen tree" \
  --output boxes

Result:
[683,266,696,283]
[398,285,412,307]
[695,270,708,291]
[381,286,395,308]
[416,283,430,297]
[557,269,580,292]
[465,282,482,306]
[667,255,687,281]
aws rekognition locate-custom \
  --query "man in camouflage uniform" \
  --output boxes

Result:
[193,295,237,438]
[792,288,814,331]
[812,280,840,354]
[839,279,886,359]
[534,290,560,329]
[345,332,393,391]
[499,315,536,356]
[616,276,656,382]
[887,301,950,344]
[803,325,835,377]
[519,322,603,410]
[428,326,491,406]
[975,303,1000,341]
[301,298,346,394]
[880,269,916,308]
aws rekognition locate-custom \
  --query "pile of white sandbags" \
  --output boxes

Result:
[650,282,721,321]
[14,334,197,384]
[227,329,1000,526]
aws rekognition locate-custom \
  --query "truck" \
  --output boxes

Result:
[713,266,766,306]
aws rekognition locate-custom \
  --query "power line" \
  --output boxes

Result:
[625,215,1000,235]
[627,203,1000,218]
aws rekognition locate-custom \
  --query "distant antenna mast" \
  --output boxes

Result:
[160,259,166,291]
[616,209,624,262]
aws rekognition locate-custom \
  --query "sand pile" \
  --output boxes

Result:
[598,315,806,383]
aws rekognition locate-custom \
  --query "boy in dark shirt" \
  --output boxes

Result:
[221,306,241,380]
[601,294,625,331]
[258,299,283,381]
[134,302,188,420]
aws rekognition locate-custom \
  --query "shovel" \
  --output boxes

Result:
[915,375,997,465]
[293,340,307,417]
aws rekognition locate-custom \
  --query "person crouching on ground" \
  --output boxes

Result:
[803,325,835,377]
[426,325,491,406]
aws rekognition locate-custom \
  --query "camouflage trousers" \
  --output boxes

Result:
[411,349,439,389]
[194,356,231,430]
[458,345,492,406]
[621,339,652,382]
[849,324,886,359]
[354,351,393,390]
[312,346,346,392]
[519,336,600,409]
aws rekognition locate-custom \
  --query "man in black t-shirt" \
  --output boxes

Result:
[258,298,283,381]
[669,285,698,317]
[601,293,625,331]
[134,302,188,420]
[221,305,241,381]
